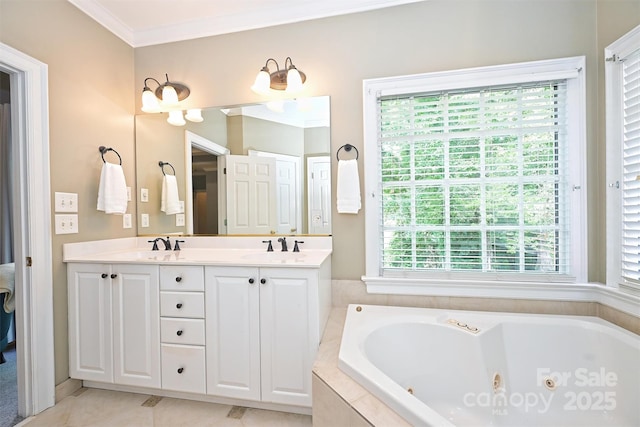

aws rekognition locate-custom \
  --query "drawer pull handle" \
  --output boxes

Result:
[176,330,183,336]
[101,273,108,279]
[177,367,184,374]
[175,276,182,282]
[260,278,267,285]
[110,274,117,279]
[248,278,255,284]
[176,303,183,309]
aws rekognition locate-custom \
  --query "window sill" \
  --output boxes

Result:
[361,276,640,317]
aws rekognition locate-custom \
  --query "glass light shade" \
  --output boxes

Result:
[141,88,161,113]
[285,68,304,94]
[161,84,180,106]
[167,110,186,126]
[185,109,203,122]
[251,70,271,95]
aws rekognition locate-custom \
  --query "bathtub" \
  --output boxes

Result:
[338,304,639,426]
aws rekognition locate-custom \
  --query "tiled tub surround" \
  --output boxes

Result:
[63,236,332,416]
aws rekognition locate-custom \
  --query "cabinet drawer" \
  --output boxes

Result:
[161,318,205,345]
[160,292,204,318]
[160,266,204,292]
[161,344,206,394]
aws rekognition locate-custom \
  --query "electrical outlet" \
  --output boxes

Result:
[141,213,149,228]
[54,192,78,213]
[141,188,149,202]
[175,213,185,227]
[123,213,132,229]
[55,214,78,234]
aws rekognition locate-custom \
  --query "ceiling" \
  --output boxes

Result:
[68,0,425,48]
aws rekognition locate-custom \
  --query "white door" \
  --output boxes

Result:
[225,155,277,234]
[250,151,301,234]
[67,263,113,383]
[111,264,161,388]
[307,156,332,234]
[259,268,316,407]
[205,266,261,401]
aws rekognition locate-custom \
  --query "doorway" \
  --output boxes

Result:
[0,42,55,418]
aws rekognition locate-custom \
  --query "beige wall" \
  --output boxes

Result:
[1,0,135,384]
[1,0,639,388]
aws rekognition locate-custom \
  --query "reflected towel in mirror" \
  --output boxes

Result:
[161,174,181,215]
[337,159,361,214]
[97,162,128,214]
[0,263,15,313]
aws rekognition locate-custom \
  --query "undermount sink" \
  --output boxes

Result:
[241,251,308,262]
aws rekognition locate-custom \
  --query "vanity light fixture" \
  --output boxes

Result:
[141,74,203,126]
[251,57,306,95]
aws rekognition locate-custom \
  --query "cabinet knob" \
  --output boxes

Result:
[175,276,182,282]
[177,367,184,374]
[101,273,108,279]
[176,303,183,309]
[260,278,267,285]
[176,330,183,336]
[248,278,255,284]
[110,274,117,279]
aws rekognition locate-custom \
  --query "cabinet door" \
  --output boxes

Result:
[67,263,113,382]
[260,268,317,406]
[205,266,260,400]
[111,264,161,388]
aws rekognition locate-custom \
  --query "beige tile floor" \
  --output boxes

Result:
[18,388,312,427]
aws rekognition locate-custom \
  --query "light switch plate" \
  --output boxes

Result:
[123,213,132,229]
[126,187,132,201]
[175,213,185,227]
[141,213,149,228]
[141,188,149,202]
[54,192,78,213]
[55,214,78,234]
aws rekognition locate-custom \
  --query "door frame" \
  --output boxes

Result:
[0,42,55,416]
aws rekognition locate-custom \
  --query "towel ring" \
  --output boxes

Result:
[159,161,176,176]
[337,144,359,161]
[99,146,122,165]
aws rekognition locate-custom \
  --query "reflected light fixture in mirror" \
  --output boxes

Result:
[141,74,203,127]
[251,57,306,95]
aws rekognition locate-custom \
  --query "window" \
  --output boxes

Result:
[364,57,587,287]
[606,25,640,294]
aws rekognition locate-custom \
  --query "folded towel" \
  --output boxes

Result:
[0,263,15,313]
[337,159,361,214]
[97,162,128,214]
[161,174,182,215]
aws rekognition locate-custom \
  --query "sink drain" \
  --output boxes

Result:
[544,377,557,391]
[493,373,502,392]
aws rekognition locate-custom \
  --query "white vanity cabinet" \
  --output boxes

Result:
[205,266,323,407]
[67,263,160,388]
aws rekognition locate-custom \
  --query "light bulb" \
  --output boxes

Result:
[285,68,304,94]
[141,88,160,113]
[185,109,203,122]
[251,69,271,95]
[161,84,179,107]
[167,110,185,126]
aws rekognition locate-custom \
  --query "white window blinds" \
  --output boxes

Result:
[377,81,571,276]
[621,49,640,284]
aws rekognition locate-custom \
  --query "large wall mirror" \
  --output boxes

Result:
[135,96,331,236]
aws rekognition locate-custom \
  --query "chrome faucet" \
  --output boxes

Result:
[148,237,171,251]
[277,237,288,252]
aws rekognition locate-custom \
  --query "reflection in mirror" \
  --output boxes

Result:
[135,96,331,236]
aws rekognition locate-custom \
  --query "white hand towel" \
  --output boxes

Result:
[337,159,361,214]
[97,162,128,214]
[0,263,15,314]
[161,174,182,215]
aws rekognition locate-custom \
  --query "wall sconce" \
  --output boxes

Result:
[251,57,306,95]
[141,74,202,126]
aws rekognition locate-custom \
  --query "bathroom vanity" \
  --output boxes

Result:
[63,236,331,414]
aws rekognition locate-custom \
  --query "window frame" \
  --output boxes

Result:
[605,25,640,295]
[363,57,588,290]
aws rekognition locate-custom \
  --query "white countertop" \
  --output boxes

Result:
[63,236,332,268]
